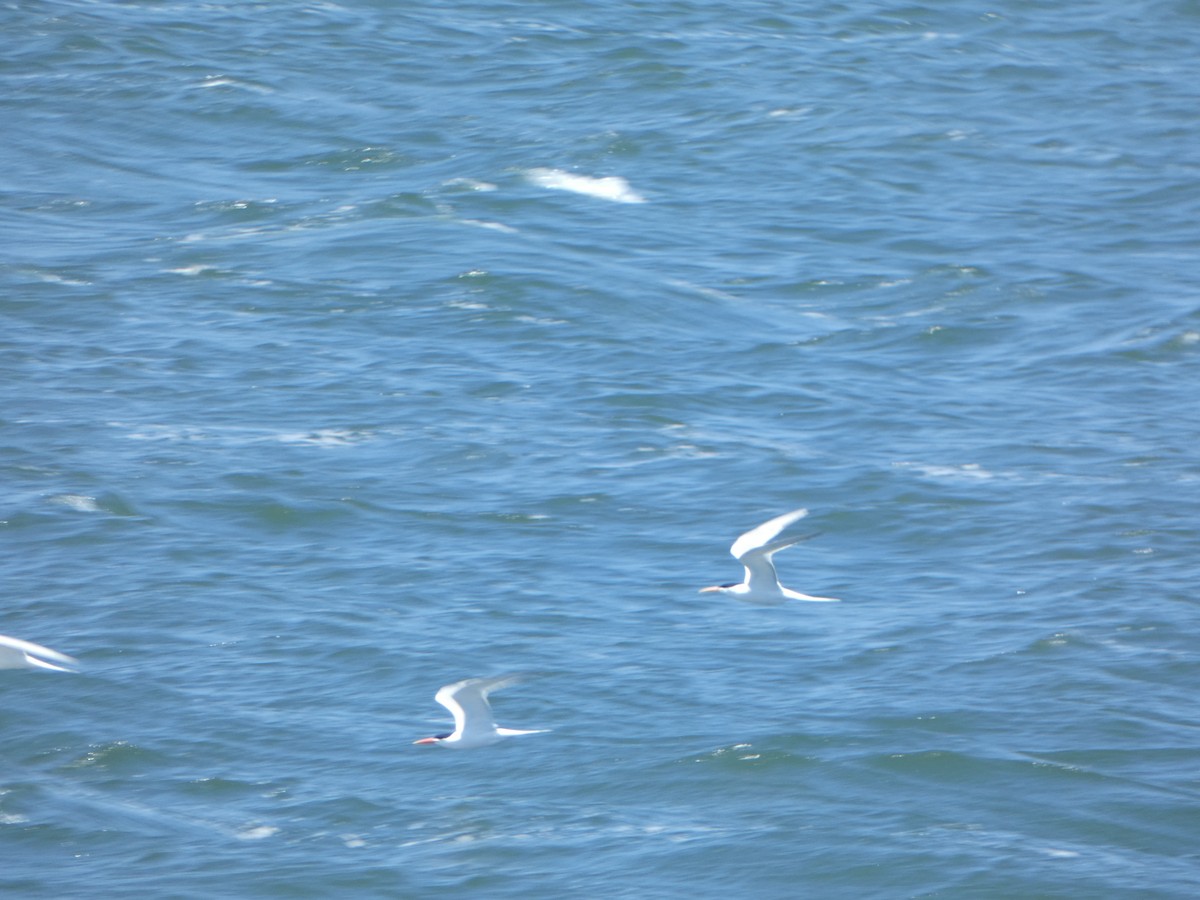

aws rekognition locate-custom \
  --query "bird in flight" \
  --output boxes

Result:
[0,633,79,672]
[413,675,548,749]
[700,508,840,605]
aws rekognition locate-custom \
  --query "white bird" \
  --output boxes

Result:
[0,633,80,672]
[700,508,840,605]
[413,675,548,749]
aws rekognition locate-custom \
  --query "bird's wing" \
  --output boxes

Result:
[730,508,808,561]
[435,675,521,738]
[0,634,79,672]
[740,529,825,592]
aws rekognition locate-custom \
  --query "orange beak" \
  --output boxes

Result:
[413,737,440,745]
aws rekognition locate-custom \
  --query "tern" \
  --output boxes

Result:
[413,675,548,749]
[700,508,840,605]
[0,634,80,672]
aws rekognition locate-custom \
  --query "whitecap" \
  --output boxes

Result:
[49,494,101,512]
[236,824,279,841]
[893,461,998,481]
[527,168,646,204]
[443,178,498,192]
[461,219,519,234]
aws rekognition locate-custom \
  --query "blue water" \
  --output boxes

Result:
[4,1,1199,896]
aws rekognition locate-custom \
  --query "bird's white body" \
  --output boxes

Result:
[414,675,547,749]
[0,634,79,672]
[700,508,840,605]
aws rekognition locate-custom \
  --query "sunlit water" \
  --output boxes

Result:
[3,1,1199,896]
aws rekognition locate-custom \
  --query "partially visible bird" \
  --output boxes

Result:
[0,634,80,672]
[413,675,548,749]
[700,508,841,605]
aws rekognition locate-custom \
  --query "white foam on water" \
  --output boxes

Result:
[526,168,646,204]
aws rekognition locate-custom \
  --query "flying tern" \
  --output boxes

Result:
[0,634,80,672]
[700,508,840,605]
[413,675,548,749]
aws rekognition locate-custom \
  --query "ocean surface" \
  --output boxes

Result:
[3,1,1199,896]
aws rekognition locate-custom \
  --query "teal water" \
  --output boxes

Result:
[3,1,1199,897]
